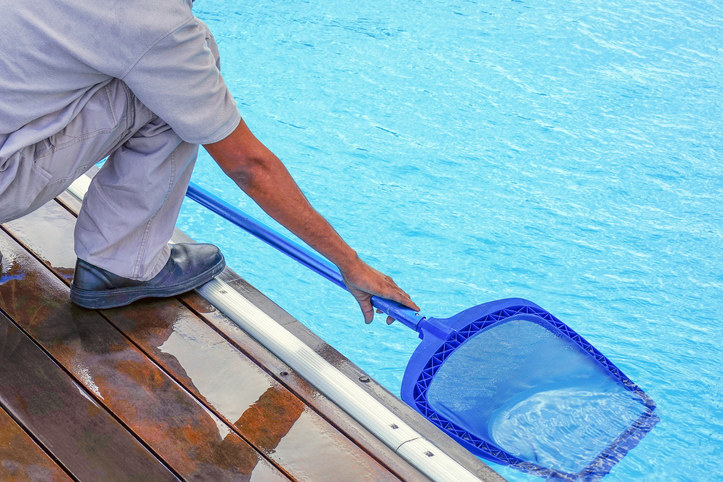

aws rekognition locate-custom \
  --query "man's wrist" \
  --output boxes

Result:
[333,249,362,274]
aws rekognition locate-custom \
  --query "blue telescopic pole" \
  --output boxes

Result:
[185,182,423,331]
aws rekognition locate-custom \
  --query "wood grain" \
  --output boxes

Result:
[0,309,175,481]
[0,228,286,481]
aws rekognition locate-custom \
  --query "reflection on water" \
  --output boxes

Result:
[427,317,649,475]
[490,385,644,474]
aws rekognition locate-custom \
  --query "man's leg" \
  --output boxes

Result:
[0,81,122,275]
[76,20,226,281]
[0,81,130,224]
[68,82,225,309]
[1,78,205,278]
[74,102,199,280]
[0,79,223,307]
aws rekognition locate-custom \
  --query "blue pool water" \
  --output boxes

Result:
[179,1,722,479]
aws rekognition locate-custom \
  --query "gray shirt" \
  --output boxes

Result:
[0,0,240,157]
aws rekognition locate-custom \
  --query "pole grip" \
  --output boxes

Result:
[371,296,423,331]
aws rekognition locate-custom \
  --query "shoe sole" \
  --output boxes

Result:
[69,258,226,310]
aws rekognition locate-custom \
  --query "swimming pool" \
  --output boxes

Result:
[178,1,722,479]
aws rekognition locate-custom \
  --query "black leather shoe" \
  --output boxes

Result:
[70,243,225,309]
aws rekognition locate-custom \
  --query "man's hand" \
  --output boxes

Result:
[206,119,420,325]
[340,257,420,324]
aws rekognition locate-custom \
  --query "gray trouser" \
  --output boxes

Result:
[0,80,198,280]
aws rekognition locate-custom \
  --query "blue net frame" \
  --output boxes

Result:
[410,304,658,479]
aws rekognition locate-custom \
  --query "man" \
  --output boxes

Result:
[0,0,419,323]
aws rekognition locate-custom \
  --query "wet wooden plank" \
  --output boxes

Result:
[0,311,174,481]
[22,199,408,480]
[0,229,287,481]
[0,405,71,481]
[106,299,402,480]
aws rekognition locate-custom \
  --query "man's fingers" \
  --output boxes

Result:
[389,287,421,312]
[342,262,420,325]
[382,278,420,313]
[359,299,374,324]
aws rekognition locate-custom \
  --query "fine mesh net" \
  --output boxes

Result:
[426,317,648,474]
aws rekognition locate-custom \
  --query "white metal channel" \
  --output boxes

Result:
[67,175,480,481]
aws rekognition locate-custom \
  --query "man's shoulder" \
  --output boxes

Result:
[91,0,197,46]
[2,0,195,49]
[116,0,196,34]
[69,0,197,70]
[0,0,198,93]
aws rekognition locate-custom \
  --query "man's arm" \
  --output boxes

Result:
[204,119,420,324]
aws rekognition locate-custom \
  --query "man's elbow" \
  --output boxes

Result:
[205,140,274,192]
[221,151,274,192]
[203,118,276,191]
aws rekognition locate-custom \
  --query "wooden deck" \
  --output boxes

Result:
[0,191,502,481]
